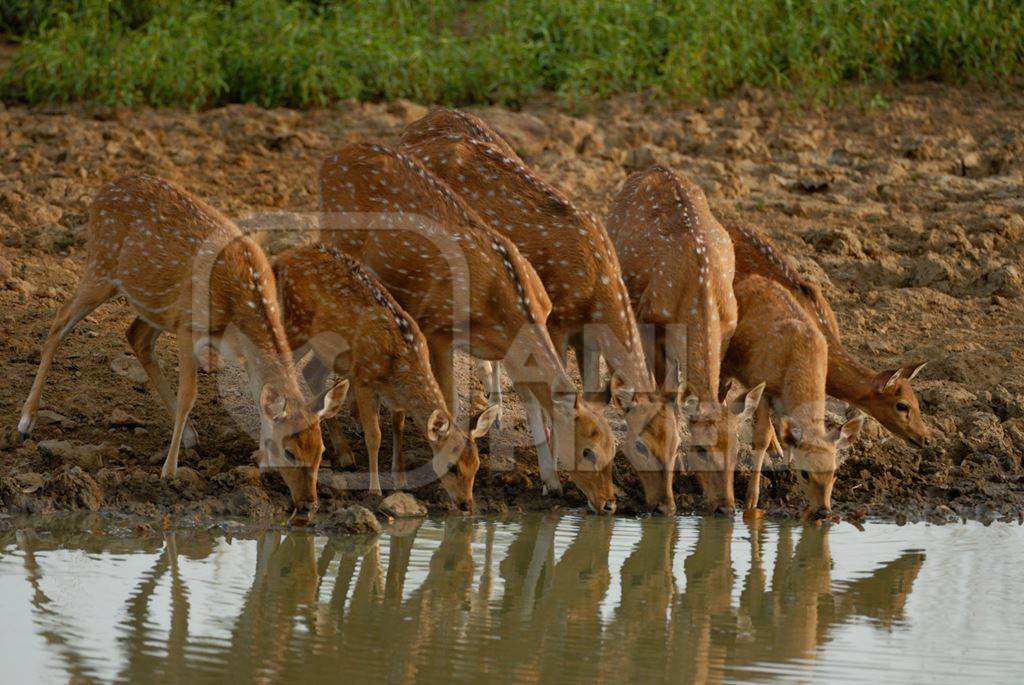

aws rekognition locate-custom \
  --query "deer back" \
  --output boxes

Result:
[401,132,649,387]
[607,166,737,399]
[319,142,551,356]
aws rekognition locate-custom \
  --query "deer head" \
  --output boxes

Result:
[598,375,680,515]
[866,362,929,447]
[683,382,765,516]
[427,405,499,513]
[258,379,348,523]
[554,393,617,514]
[779,415,863,518]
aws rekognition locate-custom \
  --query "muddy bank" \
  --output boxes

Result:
[1,85,1022,525]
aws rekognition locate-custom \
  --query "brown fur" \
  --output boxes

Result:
[724,275,862,514]
[274,244,498,508]
[607,165,762,514]
[18,175,346,517]
[401,110,678,515]
[319,142,616,513]
[727,221,928,447]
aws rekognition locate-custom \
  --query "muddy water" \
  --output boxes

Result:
[1,516,1022,684]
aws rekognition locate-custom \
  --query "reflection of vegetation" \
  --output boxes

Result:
[3,517,925,682]
[2,1,1023,107]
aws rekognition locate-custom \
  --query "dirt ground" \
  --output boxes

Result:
[1,84,1022,526]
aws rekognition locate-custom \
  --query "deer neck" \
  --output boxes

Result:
[594,285,654,392]
[824,345,878,410]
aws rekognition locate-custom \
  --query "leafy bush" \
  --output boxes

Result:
[1,0,1021,107]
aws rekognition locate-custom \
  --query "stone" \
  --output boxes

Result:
[109,408,146,427]
[37,439,113,470]
[36,410,70,427]
[317,469,351,498]
[232,465,262,487]
[172,466,201,487]
[320,505,381,535]
[14,472,44,494]
[110,354,149,384]
[380,492,427,518]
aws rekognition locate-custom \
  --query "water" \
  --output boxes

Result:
[1,516,1023,684]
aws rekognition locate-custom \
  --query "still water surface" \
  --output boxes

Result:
[1,515,1022,684]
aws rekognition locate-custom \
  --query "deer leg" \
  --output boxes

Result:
[745,399,772,511]
[355,386,382,496]
[475,360,503,430]
[302,356,355,468]
[126,317,199,449]
[526,394,561,496]
[162,331,199,479]
[19,278,115,441]
[391,409,407,490]
[429,337,457,418]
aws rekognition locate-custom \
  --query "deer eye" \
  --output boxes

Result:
[582,448,599,464]
[693,445,708,459]
[447,461,458,474]
[800,469,809,481]
[634,440,649,456]
[896,401,910,412]
[283,449,298,464]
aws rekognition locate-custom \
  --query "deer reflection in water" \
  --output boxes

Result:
[1,516,925,683]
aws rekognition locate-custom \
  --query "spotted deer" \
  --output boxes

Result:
[724,275,864,516]
[273,243,498,510]
[319,142,617,513]
[606,165,766,515]
[16,175,348,520]
[401,109,681,516]
[727,221,928,447]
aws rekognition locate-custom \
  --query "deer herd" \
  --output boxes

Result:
[15,108,930,524]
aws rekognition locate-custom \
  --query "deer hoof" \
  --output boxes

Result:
[542,482,563,497]
[161,464,177,479]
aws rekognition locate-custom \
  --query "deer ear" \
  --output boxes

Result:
[903,361,927,382]
[779,417,801,447]
[834,416,864,451]
[470,405,500,440]
[876,367,904,391]
[314,379,349,420]
[426,409,451,442]
[733,382,765,422]
[609,374,635,411]
[681,394,700,416]
[260,384,288,423]
[584,382,612,410]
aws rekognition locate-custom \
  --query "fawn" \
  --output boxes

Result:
[724,275,864,516]
[727,221,928,447]
[273,243,498,509]
[17,175,347,520]
[319,142,617,513]
[401,109,681,516]
[606,165,765,515]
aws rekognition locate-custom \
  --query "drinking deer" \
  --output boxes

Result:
[273,243,499,509]
[724,275,864,516]
[727,221,929,447]
[16,174,348,520]
[401,109,681,516]
[606,165,765,515]
[319,142,617,513]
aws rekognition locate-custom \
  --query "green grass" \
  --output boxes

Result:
[2,0,1022,108]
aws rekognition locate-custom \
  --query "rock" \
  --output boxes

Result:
[14,472,44,494]
[37,439,113,470]
[387,99,429,125]
[46,466,103,511]
[232,465,262,487]
[110,354,149,384]
[974,265,1023,298]
[317,469,351,498]
[172,466,201,487]
[476,108,550,156]
[379,492,427,518]
[319,505,381,535]
[909,254,956,287]
[36,410,70,427]
[0,253,12,281]
[109,408,146,427]
[5,277,34,299]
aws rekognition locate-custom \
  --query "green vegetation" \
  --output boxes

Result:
[2,0,1022,107]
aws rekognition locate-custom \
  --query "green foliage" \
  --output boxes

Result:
[1,0,1022,107]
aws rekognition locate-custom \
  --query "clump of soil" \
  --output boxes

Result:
[1,84,1022,525]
